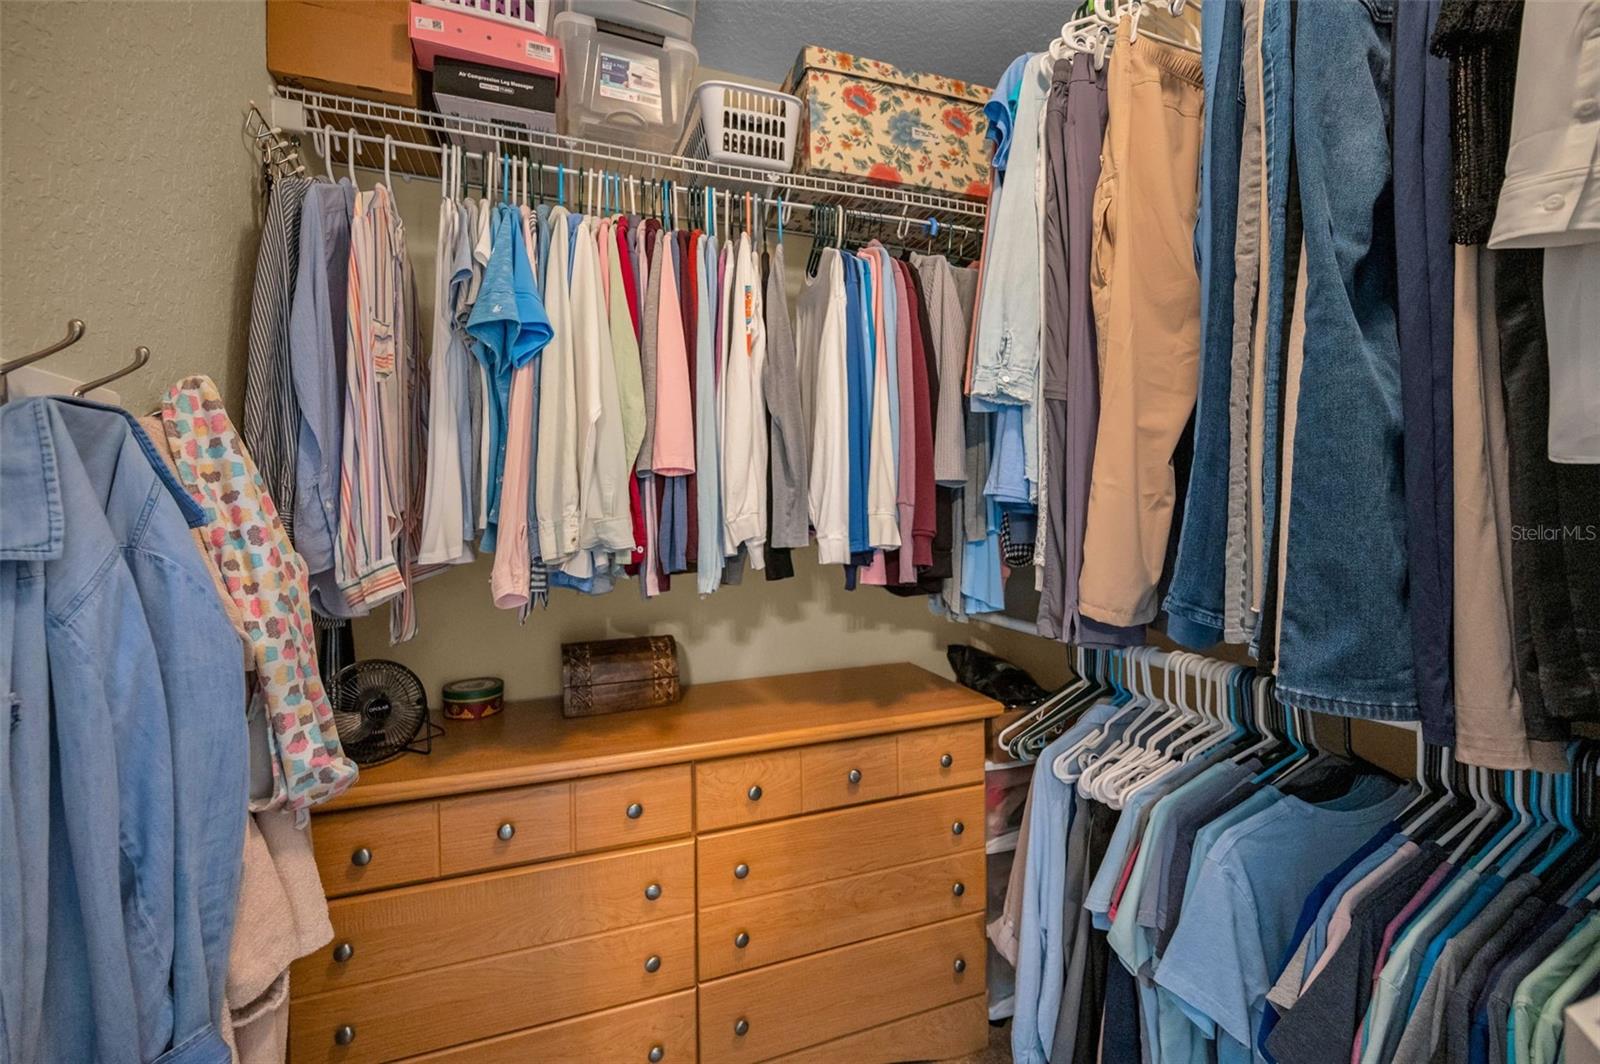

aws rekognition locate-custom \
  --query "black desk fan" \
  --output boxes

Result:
[330,660,442,767]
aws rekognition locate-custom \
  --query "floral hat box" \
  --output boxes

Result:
[782,47,992,199]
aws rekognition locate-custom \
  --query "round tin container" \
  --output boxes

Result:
[441,676,505,720]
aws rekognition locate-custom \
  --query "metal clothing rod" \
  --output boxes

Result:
[306,121,983,241]
[266,88,988,254]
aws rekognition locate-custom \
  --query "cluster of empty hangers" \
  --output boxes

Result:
[0,320,151,403]
[994,646,1600,822]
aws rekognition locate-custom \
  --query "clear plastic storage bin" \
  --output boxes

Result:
[555,0,694,42]
[552,11,697,152]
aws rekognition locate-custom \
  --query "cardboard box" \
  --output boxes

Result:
[783,47,992,199]
[267,0,420,106]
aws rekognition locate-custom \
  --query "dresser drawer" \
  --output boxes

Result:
[437,781,572,876]
[574,765,693,852]
[799,735,898,812]
[695,749,803,831]
[697,913,985,1063]
[697,849,985,979]
[312,802,439,898]
[697,785,984,907]
[897,723,986,795]
[402,989,699,1063]
[290,915,696,1062]
[293,840,696,995]
[765,995,988,1064]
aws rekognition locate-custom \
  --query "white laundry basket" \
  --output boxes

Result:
[680,81,801,172]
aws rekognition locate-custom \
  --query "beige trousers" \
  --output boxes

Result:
[1079,22,1206,627]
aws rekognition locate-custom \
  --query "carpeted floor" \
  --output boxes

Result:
[929,1021,1012,1064]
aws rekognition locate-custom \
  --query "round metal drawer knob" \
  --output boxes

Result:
[334,1025,356,1046]
[649,1047,665,1063]
[350,847,372,867]
[747,784,763,801]
[644,955,661,974]
[645,883,663,901]
[734,862,750,879]
[954,957,968,974]
[951,820,965,836]
[940,753,954,768]
[627,802,645,820]
[952,882,966,897]
[332,941,354,963]
[734,931,750,949]
[847,768,862,785]
[497,822,516,841]
[734,1019,750,1037]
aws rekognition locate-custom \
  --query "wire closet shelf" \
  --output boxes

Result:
[268,87,989,257]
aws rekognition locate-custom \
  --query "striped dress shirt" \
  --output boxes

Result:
[244,175,311,539]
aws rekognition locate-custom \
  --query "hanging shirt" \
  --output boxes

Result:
[797,247,850,564]
[570,217,632,556]
[336,185,404,610]
[695,229,726,593]
[418,194,475,568]
[888,255,919,582]
[860,250,901,550]
[654,230,695,476]
[466,204,552,553]
[491,209,545,609]
[722,231,769,568]
[842,253,872,557]
[536,207,579,565]
[288,178,356,615]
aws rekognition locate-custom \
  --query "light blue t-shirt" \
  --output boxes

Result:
[960,494,1005,614]
[985,51,1033,173]
[1156,779,1412,1061]
[467,204,552,551]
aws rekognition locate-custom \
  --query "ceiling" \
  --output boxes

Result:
[690,0,1063,90]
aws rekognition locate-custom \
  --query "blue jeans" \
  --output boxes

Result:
[1164,0,1245,649]
[1394,0,1457,745]
[1276,0,1420,720]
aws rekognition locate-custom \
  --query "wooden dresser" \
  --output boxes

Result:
[289,664,1001,1064]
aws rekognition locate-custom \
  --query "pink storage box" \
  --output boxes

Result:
[408,2,560,80]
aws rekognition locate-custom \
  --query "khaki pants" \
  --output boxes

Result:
[1079,23,1206,627]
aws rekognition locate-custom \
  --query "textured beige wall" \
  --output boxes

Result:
[1,0,272,414]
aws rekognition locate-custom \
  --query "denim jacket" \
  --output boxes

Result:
[1,398,247,1063]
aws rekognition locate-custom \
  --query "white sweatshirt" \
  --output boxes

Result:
[570,217,633,553]
[720,233,768,569]
[417,198,472,567]
[536,206,579,563]
[796,248,850,564]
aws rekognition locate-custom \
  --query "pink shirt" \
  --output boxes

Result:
[890,254,918,584]
[652,231,696,475]
[490,209,540,608]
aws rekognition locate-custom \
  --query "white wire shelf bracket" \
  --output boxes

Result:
[267,88,988,255]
